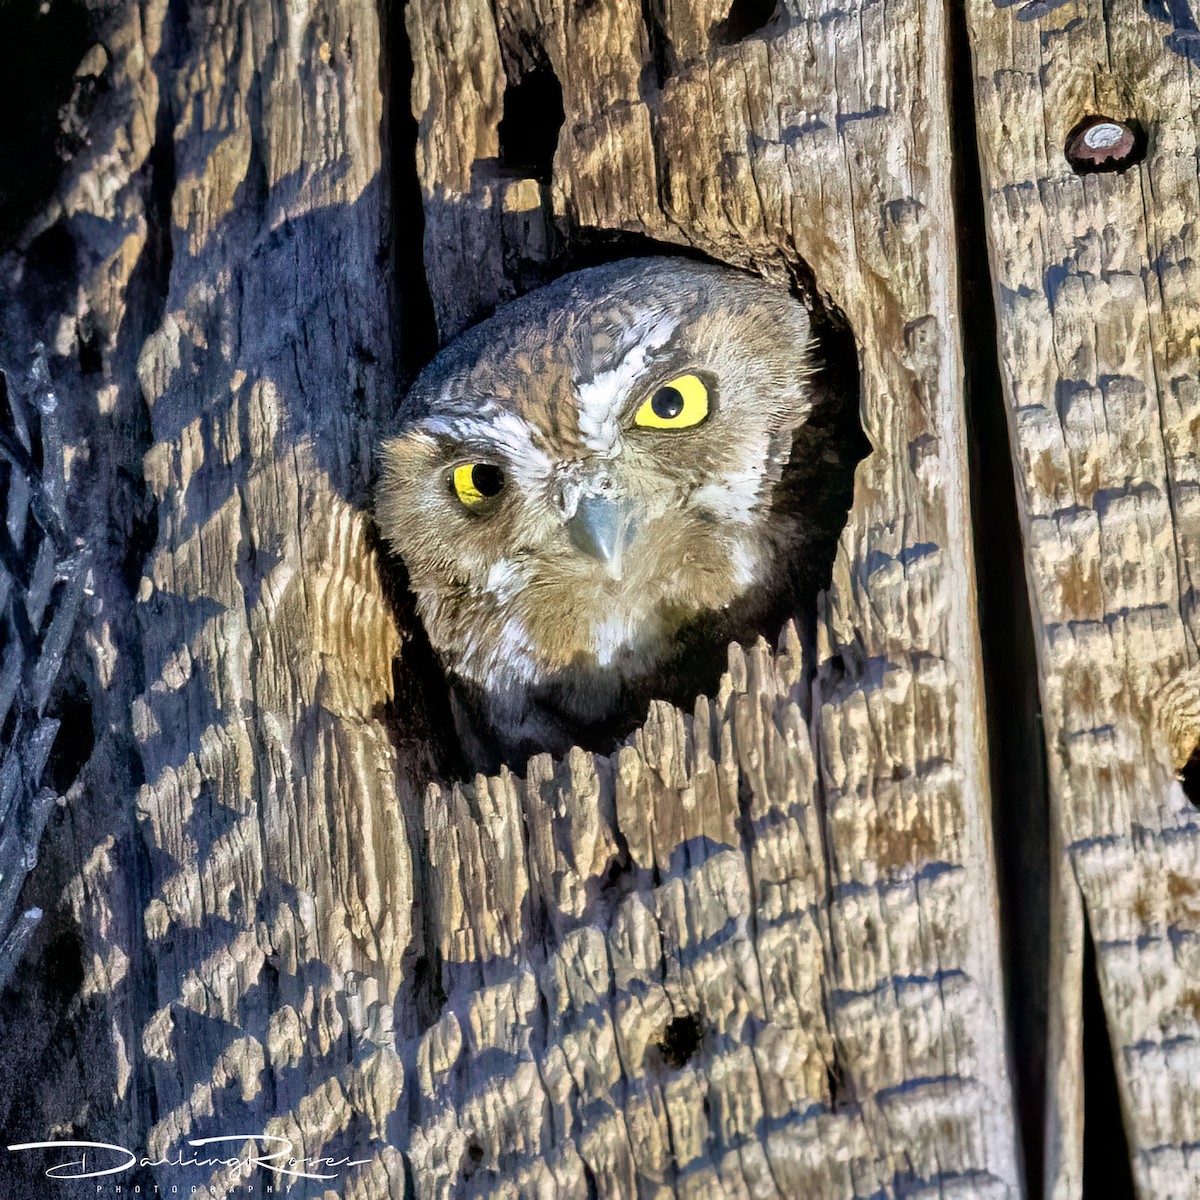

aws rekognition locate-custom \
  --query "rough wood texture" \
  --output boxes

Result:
[123,0,417,1191]
[966,3,1200,1197]
[406,0,1021,1193]
[1,0,416,1194]
[0,0,1116,1194]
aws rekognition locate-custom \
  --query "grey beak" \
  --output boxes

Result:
[567,495,635,580]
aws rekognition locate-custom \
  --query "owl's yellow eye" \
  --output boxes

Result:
[633,373,710,429]
[451,462,505,507]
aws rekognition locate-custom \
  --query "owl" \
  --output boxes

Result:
[377,257,856,770]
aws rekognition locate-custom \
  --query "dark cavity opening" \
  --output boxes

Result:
[21,225,81,335]
[712,0,779,44]
[1179,744,1200,808]
[377,0,436,384]
[658,1014,703,1068]
[461,1140,485,1182]
[0,0,93,251]
[497,64,565,185]
[44,675,94,795]
[825,1039,854,1110]
[640,0,675,90]
[77,326,104,376]
[1081,915,1136,1199]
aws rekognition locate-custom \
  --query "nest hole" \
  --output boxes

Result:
[497,63,564,185]
[712,0,779,44]
[378,234,864,779]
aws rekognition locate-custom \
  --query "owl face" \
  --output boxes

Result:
[377,258,815,733]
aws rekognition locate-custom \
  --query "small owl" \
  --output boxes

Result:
[378,257,852,769]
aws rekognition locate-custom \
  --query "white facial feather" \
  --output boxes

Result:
[422,411,554,489]
[484,557,529,603]
[484,615,538,687]
[729,542,760,589]
[692,460,765,526]
[575,313,679,456]
[592,609,637,667]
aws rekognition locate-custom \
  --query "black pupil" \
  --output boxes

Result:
[651,385,685,420]
[471,463,504,497]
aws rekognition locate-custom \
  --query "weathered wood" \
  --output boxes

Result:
[966,3,1200,1196]
[124,1,417,1192]
[0,0,1100,1194]
[406,0,1021,1194]
[1,0,415,1194]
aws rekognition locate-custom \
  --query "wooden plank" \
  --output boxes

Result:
[0,0,419,1193]
[965,2,1200,1195]
[125,2,417,1192]
[406,0,1022,1192]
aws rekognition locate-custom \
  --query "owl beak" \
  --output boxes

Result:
[567,495,636,580]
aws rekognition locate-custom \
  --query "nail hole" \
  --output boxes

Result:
[712,0,779,44]
[497,62,564,186]
[657,1013,703,1068]
[1064,115,1147,175]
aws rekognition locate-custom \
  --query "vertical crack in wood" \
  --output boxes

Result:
[1080,912,1136,1199]
[379,0,437,386]
[639,0,675,93]
[947,1,1053,1195]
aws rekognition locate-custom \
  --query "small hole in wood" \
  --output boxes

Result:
[497,64,564,186]
[658,1013,703,1068]
[825,1041,853,1110]
[45,675,94,794]
[712,0,779,44]
[461,1140,484,1181]
[77,326,103,375]
[1180,745,1200,809]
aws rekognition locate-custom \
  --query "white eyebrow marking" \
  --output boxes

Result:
[575,312,679,455]
[419,410,555,486]
[422,410,536,456]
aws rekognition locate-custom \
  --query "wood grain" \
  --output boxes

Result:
[966,2,1200,1196]
[407,0,1022,1192]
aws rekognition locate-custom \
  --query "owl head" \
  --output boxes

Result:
[377,257,819,756]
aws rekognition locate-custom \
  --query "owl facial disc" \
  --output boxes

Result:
[376,255,827,767]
